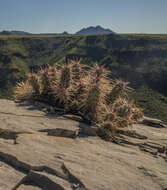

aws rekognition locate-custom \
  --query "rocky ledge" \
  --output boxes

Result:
[0,99,167,190]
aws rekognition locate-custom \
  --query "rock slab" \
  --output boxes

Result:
[0,99,167,190]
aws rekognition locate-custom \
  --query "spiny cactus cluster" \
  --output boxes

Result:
[15,60,143,140]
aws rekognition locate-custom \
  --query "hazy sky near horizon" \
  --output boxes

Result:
[0,0,167,34]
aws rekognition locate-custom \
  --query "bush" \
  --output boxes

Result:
[15,59,143,140]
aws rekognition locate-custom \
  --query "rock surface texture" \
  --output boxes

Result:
[0,99,167,190]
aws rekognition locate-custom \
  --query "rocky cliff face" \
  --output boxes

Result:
[0,99,167,190]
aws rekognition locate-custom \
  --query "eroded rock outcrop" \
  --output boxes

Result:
[0,99,167,190]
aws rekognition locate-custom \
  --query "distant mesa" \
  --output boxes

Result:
[0,30,70,35]
[62,31,69,35]
[0,30,31,35]
[76,25,115,35]
[0,26,115,35]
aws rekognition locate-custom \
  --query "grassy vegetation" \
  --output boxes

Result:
[130,86,167,123]
[0,33,167,122]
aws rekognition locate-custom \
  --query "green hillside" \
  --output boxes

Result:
[0,33,167,122]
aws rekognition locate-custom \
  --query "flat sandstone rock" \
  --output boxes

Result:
[0,99,167,190]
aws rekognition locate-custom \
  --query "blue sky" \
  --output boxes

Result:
[0,0,167,34]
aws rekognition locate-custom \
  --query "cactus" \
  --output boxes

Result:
[41,71,51,94]
[97,121,117,141]
[131,107,144,121]
[116,104,131,118]
[60,66,71,89]
[15,59,143,140]
[54,87,70,109]
[75,82,86,99]
[106,80,130,105]
[70,81,86,110]
[104,112,116,122]
[116,117,129,128]
[15,81,33,101]
[28,73,41,96]
[71,61,81,82]
[81,84,101,122]
[48,66,57,84]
